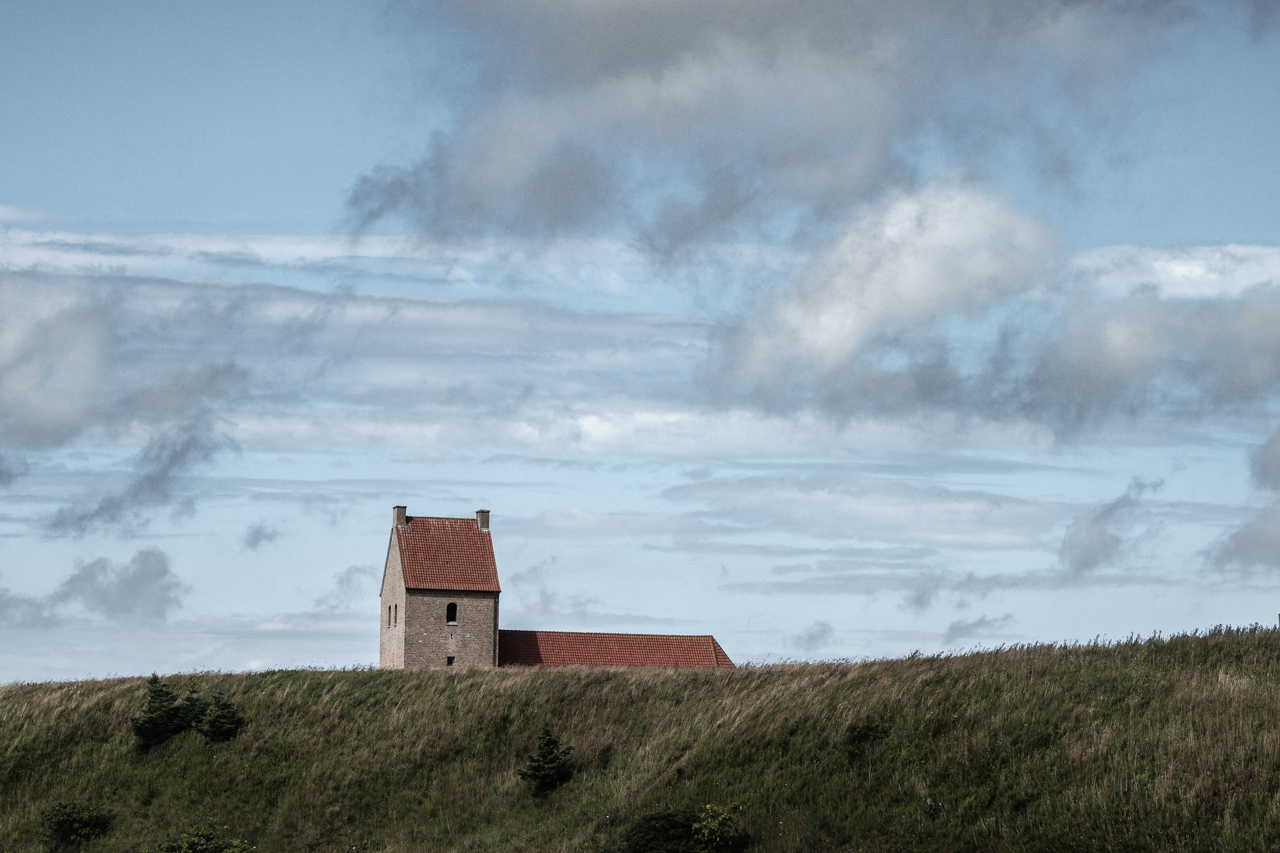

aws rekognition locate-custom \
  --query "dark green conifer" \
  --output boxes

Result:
[516,721,574,795]
[198,692,246,742]
[132,674,188,750]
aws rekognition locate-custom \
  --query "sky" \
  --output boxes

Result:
[2,0,1280,682]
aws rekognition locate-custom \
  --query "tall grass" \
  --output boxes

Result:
[4,627,1280,851]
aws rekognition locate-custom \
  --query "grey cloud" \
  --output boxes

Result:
[1059,478,1160,576]
[52,548,185,623]
[943,613,1015,645]
[504,557,675,629]
[728,560,1172,600]
[790,620,835,654]
[0,587,53,628]
[0,452,28,487]
[190,251,268,269]
[665,467,1062,550]
[313,565,379,612]
[357,1,1255,250]
[1,274,252,528]
[44,416,237,537]
[1250,427,1280,490]
[242,522,281,551]
[0,296,113,448]
[1213,428,1280,568]
[3,268,709,529]
[1209,505,1280,570]
[29,239,173,259]
[902,581,942,614]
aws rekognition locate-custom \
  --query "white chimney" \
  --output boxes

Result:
[476,509,490,531]
[393,506,407,527]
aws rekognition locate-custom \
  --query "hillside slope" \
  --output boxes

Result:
[4,628,1280,852]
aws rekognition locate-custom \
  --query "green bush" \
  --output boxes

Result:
[40,801,113,852]
[617,808,701,853]
[198,693,246,743]
[516,721,574,795]
[616,805,747,853]
[691,803,748,853]
[143,825,253,852]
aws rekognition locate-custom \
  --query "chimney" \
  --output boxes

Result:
[475,509,490,531]
[393,506,407,528]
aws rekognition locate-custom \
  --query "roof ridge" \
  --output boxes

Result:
[501,629,713,639]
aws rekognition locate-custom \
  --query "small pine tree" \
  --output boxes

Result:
[131,675,223,750]
[40,801,114,852]
[198,692,246,743]
[516,721,574,795]
[132,675,188,751]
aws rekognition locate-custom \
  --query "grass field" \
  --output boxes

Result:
[4,626,1280,851]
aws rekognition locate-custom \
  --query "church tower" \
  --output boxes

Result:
[379,506,500,670]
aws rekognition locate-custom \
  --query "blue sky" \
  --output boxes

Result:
[3,0,1280,682]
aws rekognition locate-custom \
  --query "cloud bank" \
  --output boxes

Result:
[355,0,1261,250]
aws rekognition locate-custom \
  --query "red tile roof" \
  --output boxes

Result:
[498,630,734,668]
[397,516,501,593]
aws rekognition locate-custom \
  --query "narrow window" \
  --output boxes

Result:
[393,603,398,627]
[387,605,391,628]
[446,656,455,667]
[446,602,458,624]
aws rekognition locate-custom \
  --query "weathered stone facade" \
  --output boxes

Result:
[379,530,407,669]
[402,589,499,669]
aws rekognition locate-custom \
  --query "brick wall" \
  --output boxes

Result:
[403,589,499,670]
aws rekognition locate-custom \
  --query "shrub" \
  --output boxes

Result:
[617,808,700,853]
[198,692,246,743]
[691,803,748,853]
[516,721,574,795]
[39,801,113,852]
[143,825,253,853]
[616,805,748,853]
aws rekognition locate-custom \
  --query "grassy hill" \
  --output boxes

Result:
[4,627,1280,852]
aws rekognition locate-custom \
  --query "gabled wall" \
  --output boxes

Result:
[379,530,407,669]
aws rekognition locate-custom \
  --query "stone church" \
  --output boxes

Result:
[379,506,734,670]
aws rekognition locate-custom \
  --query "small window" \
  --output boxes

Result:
[387,605,392,628]
[446,602,458,624]
[446,656,455,667]
[393,603,398,627]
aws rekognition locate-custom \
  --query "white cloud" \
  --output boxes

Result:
[1075,245,1280,300]
[727,183,1054,382]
